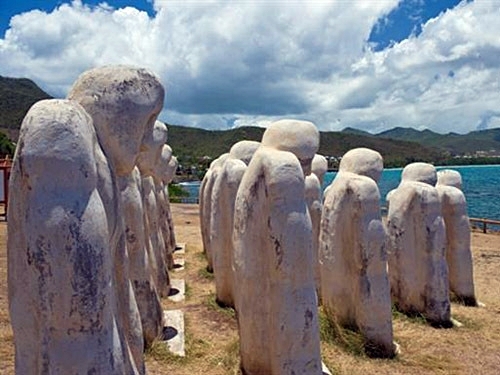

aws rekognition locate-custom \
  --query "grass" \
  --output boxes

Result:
[198,265,215,281]
[204,293,236,319]
[2,205,500,375]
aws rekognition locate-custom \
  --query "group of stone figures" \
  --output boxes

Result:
[200,120,479,374]
[8,66,179,374]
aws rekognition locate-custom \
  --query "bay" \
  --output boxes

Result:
[324,164,500,221]
[180,164,500,221]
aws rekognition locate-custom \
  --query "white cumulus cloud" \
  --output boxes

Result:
[1,0,499,134]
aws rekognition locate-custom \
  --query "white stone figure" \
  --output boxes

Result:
[119,165,163,349]
[210,141,260,308]
[305,170,323,296]
[121,120,167,349]
[9,100,127,374]
[308,154,328,292]
[68,65,165,373]
[436,169,478,306]
[311,153,328,186]
[199,153,229,272]
[164,155,179,257]
[233,119,322,375]
[387,162,452,327]
[155,145,174,270]
[9,66,164,373]
[137,121,170,298]
[319,148,396,358]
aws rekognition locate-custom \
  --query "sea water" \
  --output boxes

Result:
[180,165,500,221]
[323,164,500,221]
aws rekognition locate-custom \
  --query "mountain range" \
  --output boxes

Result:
[1,75,500,166]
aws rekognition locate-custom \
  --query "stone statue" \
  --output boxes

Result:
[311,153,328,186]
[305,168,323,295]
[436,169,478,306]
[68,65,164,373]
[199,153,229,272]
[136,121,170,298]
[155,145,174,269]
[9,63,164,374]
[319,148,396,358]
[164,155,179,257]
[387,162,452,327]
[210,141,260,308]
[121,120,167,349]
[9,99,131,374]
[233,119,322,375]
[119,165,163,349]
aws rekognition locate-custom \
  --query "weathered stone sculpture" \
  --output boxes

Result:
[199,153,229,272]
[119,165,163,349]
[137,121,170,298]
[305,169,323,295]
[387,162,452,327]
[320,148,396,358]
[155,145,174,269]
[436,169,478,306]
[9,63,164,374]
[121,120,167,349]
[306,154,328,295]
[210,141,260,308]
[311,153,328,186]
[9,100,127,374]
[68,65,164,373]
[164,155,179,256]
[233,119,322,375]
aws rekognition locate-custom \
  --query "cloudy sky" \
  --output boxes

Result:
[1,0,499,134]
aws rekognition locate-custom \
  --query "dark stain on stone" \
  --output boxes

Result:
[273,237,283,269]
[125,227,136,244]
[304,308,313,329]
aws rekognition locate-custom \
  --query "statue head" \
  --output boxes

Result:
[261,119,319,176]
[136,121,168,177]
[68,65,165,176]
[437,169,462,189]
[339,148,383,183]
[229,140,260,165]
[401,162,437,186]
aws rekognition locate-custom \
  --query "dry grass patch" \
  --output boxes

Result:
[2,206,500,374]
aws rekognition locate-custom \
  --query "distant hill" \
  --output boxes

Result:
[377,126,500,156]
[168,124,444,168]
[0,76,52,140]
[167,125,265,163]
[1,74,500,165]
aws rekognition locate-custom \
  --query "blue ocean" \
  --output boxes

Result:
[181,164,500,221]
[325,165,500,221]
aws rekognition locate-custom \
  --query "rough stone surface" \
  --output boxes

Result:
[119,166,163,349]
[436,169,477,306]
[155,145,174,270]
[9,99,142,374]
[305,172,322,295]
[387,162,451,326]
[164,156,178,256]
[199,154,229,272]
[320,148,395,357]
[311,154,328,185]
[68,65,165,373]
[233,119,322,375]
[210,141,259,308]
[138,124,170,298]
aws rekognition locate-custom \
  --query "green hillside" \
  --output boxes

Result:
[168,124,444,168]
[0,76,52,140]
[377,127,500,156]
[1,74,500,165]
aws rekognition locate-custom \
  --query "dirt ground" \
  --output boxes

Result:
[1,203,499,374]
